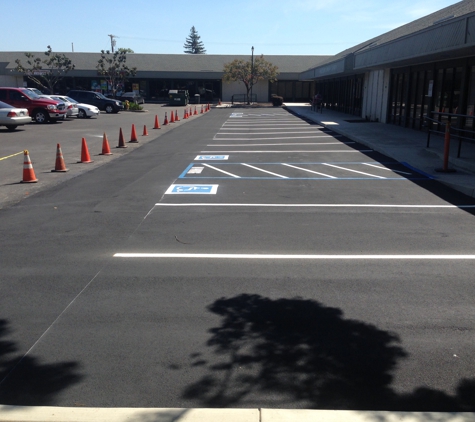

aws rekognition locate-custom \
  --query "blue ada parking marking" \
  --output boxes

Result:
[194,155,229,161]
[178,162,433,180]
[165,184,219,194]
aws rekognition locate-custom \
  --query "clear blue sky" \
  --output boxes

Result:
[3,0,460,56]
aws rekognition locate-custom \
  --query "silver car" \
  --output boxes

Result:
[41,95,79,118]
[0,100,31,130]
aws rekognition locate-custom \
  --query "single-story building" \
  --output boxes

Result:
[0,52,330,103]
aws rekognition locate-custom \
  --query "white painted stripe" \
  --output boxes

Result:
[241,163,289,178]
[201,150,373,153]
[282,163,337,178]
[218,131,332,135]
[213,136,338,140]
[323,163,386,178]
[363,163,412,175]
[209,142,351,146]
[202,163,240,178]
[154,203,475,208]
[114,253,475,260]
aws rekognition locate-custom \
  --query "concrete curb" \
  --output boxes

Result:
[1,406,475,422]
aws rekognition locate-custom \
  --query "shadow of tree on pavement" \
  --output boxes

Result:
[182,294,475,411]
[0,318,82,406]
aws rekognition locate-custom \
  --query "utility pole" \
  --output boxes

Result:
[108,34,119,52]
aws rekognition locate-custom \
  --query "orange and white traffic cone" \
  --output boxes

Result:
[100,133,113,155]
[129,124,139,143]
[183,109,188,119]
[51,143,69,172]
[153,115,161,129]
[117,128,127,148]
[78,137,94,163]
[143,125,149,136]
[201,105,204,114]
[21,150,38,183]
[175,110,179,121]
[218,99,222,105]
[163,112,169,125]
[194,106,198,115]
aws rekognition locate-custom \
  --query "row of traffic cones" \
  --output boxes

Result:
[21,108,211,182]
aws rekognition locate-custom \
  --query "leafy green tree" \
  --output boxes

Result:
[13,46,75,94]
[96,49,137,97]
[183,26,206,54]
[223,54,279,104]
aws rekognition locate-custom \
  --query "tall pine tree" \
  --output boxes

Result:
[183,26,206,54]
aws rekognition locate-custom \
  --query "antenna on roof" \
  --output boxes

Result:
[108,34,119,52]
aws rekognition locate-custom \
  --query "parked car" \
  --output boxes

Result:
[118,92,145,104]
[67,90,123,113]
[40,95,79,118]
[0,87,66,123]
[59,96,99,118]
[25,87,44,95]
[0,100,31,130]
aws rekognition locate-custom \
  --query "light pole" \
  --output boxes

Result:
[250,46,254,105]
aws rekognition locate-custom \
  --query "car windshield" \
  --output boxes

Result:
[65,96,78,104]
[96,93,108,100]
[19,89,37,99]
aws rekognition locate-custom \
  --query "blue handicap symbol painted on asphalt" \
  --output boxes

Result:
[195,155,229,161]
[166,184,219,194]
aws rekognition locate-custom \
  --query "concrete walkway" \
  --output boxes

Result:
[1,406,474,422]
[284,103,475,198]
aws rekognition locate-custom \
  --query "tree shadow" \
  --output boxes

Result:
[0,318,82,406]
[182,294,475,411]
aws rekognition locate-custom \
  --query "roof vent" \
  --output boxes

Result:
[433,15,455,25]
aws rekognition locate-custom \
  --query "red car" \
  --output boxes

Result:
[0,87,67,123]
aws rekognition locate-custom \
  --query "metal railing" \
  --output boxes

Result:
[426,111,475,158]
[231,94,257,105]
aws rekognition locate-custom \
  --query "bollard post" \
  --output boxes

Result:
[435,121,456,173]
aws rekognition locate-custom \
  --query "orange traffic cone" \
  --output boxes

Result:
[143,125,149,136]
[218,99,222,105]
[201,105,204,114]
[117,128,127,148]
[21,150,38,183]
[78,137,94,163]
[183,109,188,119]
[163,112,169,125]
[100,133,113,155]
[194,106,198,115]
[51,143,69,172]
[129,124,138,143]
[170,110,175,123]
[153,115,161,129]
[175,110,180,121]
[207,103,210,111]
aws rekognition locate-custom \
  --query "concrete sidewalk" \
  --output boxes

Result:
[1,406,474,422]
[284,103,475,198]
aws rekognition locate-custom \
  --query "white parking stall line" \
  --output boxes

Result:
[213,136,342,141]
[114,253,475,260]
[282,163,337,178]
[322,163,386,178]
[154,203,475,209]
[362,163,413,175]
[217,131,333,135]
[201,150,372,154]
[241,163,289,178]
[209,142,353,147]
[202,163,241,178]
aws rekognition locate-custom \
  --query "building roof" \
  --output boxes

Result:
[0,52,331,80]
[301,0,475,79]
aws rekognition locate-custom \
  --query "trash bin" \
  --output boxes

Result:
[168,90,189,106]
[193,94,200,104]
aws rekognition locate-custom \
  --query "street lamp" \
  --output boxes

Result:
[250,46,254,105]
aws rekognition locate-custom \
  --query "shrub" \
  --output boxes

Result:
[271,95,283,106]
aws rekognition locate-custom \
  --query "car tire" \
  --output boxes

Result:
[105,105,114,113]
[6,125,18,131]
[78,109,87,118]
[33,109,49,123]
